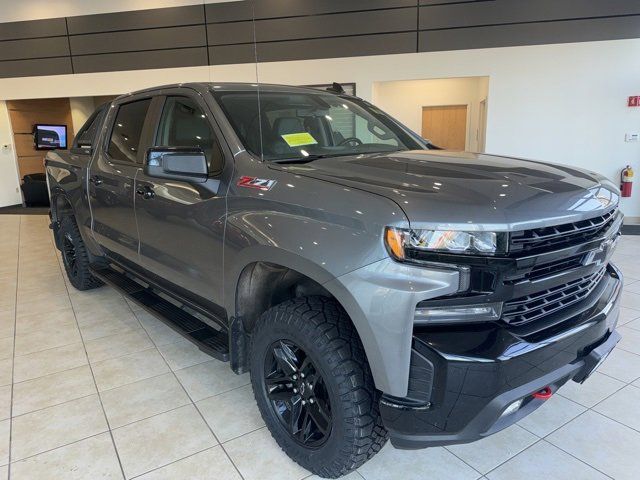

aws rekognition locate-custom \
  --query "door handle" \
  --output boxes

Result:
[89,175,103,186]
[136,186,155,200]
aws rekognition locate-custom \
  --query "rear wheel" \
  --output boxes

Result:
[59,216,104,291]
[250,296,388,478]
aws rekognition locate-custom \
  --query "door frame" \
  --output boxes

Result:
[88,91,161,254]
[478,99,488,153]
[0,102,22,207]
[131,86,235,321]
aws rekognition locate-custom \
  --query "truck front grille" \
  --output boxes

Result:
[510,209,616,254]
[525,254,585,281]
[502,268,607,326]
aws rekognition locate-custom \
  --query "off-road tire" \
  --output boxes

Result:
[249,296,388,478]
[59,215,104,291]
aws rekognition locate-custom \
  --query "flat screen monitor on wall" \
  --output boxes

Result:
[33,124,67,150]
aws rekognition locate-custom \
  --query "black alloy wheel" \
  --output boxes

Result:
[62,232,79,278]
[264,339,332,447]
[58,215,104,290]
[250,296,388,478]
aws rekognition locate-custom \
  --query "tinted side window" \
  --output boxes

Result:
[107,99,152,163]
[156,96,223,173]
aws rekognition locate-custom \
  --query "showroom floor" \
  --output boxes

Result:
[1,215,640,480]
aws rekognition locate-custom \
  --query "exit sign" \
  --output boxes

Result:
[629,96,640,107]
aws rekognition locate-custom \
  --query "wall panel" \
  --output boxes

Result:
[0,37,69,61]
[70,25,206,55]
[0,57,72,78]
[72,47,208,73]
[1,0,640,78]
[210,32,416,64]
[419,0,640,29]
[419,16,640,53]
[205,0,416,23]
[208,9,416,45]
[0,18,66,41]
[66,5,204,34]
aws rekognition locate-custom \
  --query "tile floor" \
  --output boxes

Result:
[0,214,639,479]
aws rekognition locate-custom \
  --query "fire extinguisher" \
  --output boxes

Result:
[621,165,634,197]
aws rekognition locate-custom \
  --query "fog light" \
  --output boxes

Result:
[414,302,502,324]
[501,398,524,418]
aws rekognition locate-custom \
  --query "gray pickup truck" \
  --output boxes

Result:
[46,82,622,478]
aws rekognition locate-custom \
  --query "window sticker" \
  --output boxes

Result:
[281,132,318,148]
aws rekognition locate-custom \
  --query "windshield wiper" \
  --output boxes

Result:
[271,153,348,164]
[271,149,409,164]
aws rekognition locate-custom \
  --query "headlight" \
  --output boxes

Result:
[385,227,507,260]
[414,303,502,324]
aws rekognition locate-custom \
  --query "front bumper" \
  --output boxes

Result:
[381,263,622,449]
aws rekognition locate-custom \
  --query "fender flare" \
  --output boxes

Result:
[226,245,389,393]
[224,245,337,316]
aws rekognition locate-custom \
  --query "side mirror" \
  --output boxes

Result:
[145,147,208,182]
[77,133,93,148]
[70,132,94,155]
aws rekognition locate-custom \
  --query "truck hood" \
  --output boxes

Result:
[274,150,619,231]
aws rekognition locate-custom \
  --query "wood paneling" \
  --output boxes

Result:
[422,105,467,151]
[14,134,39,157]
[7,98,74,179]
[10,111,68,133]
[18,156,47,177]
[7,98,73,112]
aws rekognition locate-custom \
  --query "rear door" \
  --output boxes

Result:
[88,95,155,264]
[134,89,230,312]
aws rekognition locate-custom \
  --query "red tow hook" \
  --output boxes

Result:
[532,386,553,400]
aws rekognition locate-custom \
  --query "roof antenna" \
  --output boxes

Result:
[251,1,264,161]
[326,82,345,94]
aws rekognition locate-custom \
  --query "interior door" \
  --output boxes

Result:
[88,97,153,264]
[421,105,468,151]
[134,92,229,311]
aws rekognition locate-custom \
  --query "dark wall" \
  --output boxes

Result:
[1,0,639,78]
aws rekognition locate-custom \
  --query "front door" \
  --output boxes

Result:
[134,92,229,311]
[88,97,152,264]
[421,105,468,151]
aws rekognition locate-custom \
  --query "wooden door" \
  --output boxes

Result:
[421,105,467,151]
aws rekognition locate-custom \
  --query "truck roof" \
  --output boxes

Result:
[114,82,343,102]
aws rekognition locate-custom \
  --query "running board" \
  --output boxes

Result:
[91,267,229,362]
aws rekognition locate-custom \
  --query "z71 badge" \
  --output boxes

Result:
[237,176,277,191]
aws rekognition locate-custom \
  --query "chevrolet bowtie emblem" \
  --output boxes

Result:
[595,195,612,208]
[582,237,615,267]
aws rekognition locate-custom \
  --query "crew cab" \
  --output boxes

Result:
[45,82,622,478]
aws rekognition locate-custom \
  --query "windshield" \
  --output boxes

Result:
[212,89,424,161]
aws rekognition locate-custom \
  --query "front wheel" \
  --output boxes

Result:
[250,296,387,478]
